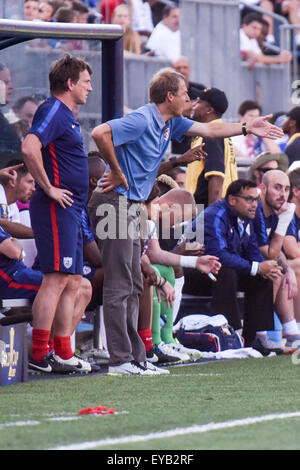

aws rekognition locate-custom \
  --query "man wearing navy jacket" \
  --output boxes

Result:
[185,179,282,349]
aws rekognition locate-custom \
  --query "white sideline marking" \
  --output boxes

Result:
[0,411,129,429]
[49,411,300,450]
[169,373,221,377]
[0,420,40,429]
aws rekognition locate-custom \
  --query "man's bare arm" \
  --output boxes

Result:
[91,123,129,192]
[0,219,34,239]
[185,115,283,140]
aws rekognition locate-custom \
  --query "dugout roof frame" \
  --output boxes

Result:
[0,19,124,122]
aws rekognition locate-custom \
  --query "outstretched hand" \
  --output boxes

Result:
[247,115,284,140]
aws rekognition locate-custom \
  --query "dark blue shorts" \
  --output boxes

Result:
[30,192,83,275]
[0,265,43,301]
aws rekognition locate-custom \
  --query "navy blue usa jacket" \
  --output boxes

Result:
[202,198,265,275]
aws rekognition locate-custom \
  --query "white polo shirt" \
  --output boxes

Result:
[146,22,181,62]
[239,28,262,56]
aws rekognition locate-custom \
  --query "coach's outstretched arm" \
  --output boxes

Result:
[91,123,129,192]
[186,114,284,140]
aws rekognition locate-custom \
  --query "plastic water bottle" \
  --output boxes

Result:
[267,312,282,343]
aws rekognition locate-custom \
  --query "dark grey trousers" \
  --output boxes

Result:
[88,189,146,365]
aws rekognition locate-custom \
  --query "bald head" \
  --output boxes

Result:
[262,169,289,187]
[261,169,290,212]
[172,56,190,81]
[158,188,197,226]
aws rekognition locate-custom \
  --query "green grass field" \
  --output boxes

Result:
[1,355,300,451]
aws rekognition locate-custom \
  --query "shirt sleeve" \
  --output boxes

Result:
[107,112,149,147]
[204,207,253,275]
[286,216,297,239]
[0,225,11,244]
[171,116,194,143]
[253,205,269,247]
[202,138,225,179]
[81,208,95,246]
[29,100,64,148]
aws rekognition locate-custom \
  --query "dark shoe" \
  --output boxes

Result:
[28,356,52,373]
[146,345,181,365]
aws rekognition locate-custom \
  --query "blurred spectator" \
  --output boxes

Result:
[171,56,206,154]
[45,6,77,50]
[282,107,300,166]
[6,95,39,128]
[100,0,125,23]
[260,0,300,48]
[257,18,282,55]
[247,150,289,185]
[24,0,40,21]
[112,4,142,54]
[146,2,181,62]
[172,56,206,101]
[5,96,39,141]
[72,1,90,22]
[54,5,76,23]
[130,0,154,45]
[0,64,21,154]
[231,100,280,159]
[38,0,63,22]
[0,63,13,104]
[54,5,90,50]
[148,0,169,26]
[240,12,292,68]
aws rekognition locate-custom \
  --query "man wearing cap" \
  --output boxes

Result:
[185,87,238,207]
[247,151,289,185]
[282,107,300,166]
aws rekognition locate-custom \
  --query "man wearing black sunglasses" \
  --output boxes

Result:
[247,151,289,186]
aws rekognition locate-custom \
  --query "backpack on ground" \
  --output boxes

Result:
[174,314,244,353]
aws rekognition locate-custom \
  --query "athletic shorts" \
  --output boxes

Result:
[0,265,42,301]
[30,191,83,275]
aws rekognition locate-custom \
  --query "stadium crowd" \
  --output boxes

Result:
[1,0,300,376]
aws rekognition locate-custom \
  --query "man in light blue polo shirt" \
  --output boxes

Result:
[88,67,283,376]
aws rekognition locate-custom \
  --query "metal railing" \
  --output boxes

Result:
[0,19,124,122]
